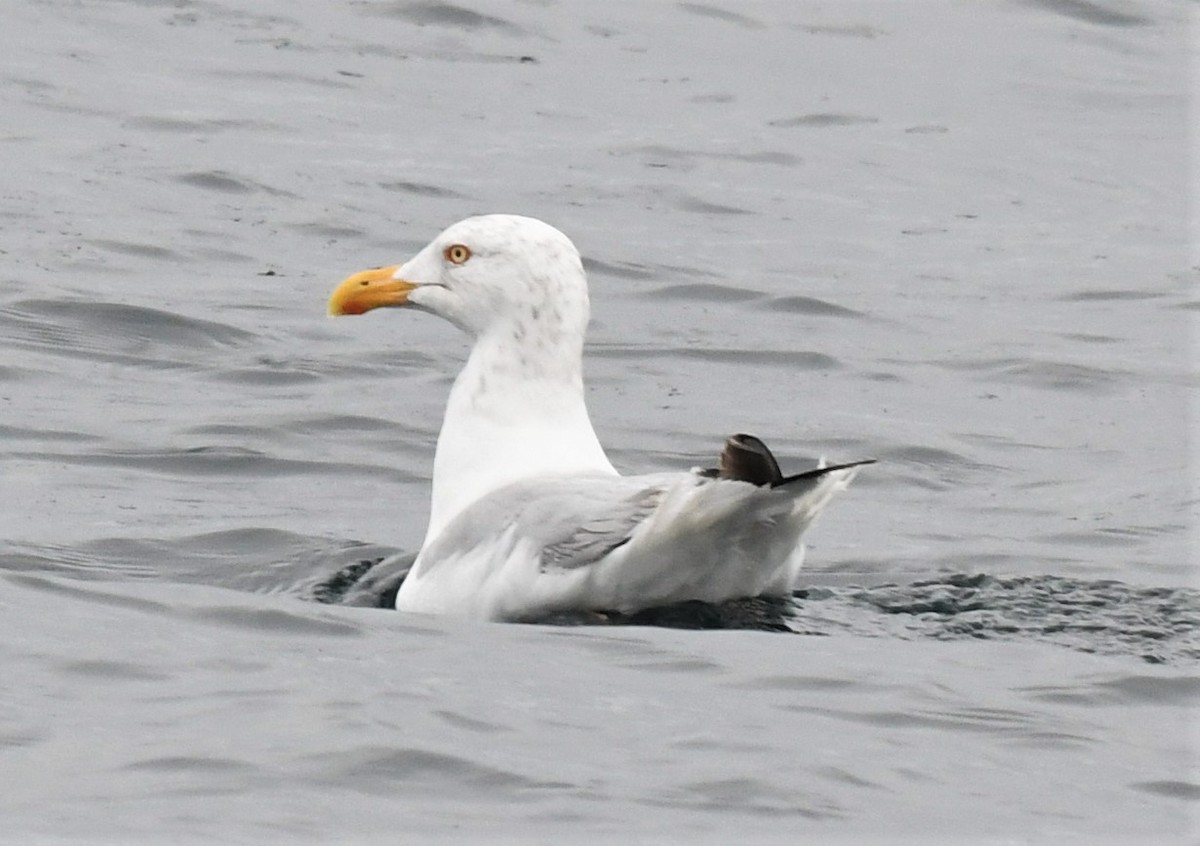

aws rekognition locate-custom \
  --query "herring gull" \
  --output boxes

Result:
[327,214,870,621]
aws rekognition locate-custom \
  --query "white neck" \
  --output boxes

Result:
[422,324,616,545]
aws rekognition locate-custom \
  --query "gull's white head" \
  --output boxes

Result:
[329,214,590,342]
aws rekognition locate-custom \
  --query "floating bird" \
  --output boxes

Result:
[328,214,870,621]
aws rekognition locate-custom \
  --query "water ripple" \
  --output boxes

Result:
[0,298,254,368]
[366,1,525,34]
[1024,0,1150,27]
[760,295,864,317]
[9,446,417,481]
[928,356,1128,394]
[592,343,841,370]
[641,282,764,303]
[305,745,563,795]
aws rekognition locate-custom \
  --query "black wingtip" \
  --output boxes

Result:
[772,458,877,489]
[704,433,875,489]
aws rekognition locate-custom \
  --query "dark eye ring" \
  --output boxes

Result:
[444,244,472,265]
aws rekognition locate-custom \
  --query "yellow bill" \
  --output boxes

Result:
[327,265,413,316]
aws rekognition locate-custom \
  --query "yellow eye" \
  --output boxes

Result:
[444,244,472,265]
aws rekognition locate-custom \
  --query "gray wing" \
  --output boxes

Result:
[538,484,666,571]
[418,474,679,575]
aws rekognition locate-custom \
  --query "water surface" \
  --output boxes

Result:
[1,0,1195,842]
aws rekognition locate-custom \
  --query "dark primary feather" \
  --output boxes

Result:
[773,458,877,489]
[704,433,875,489]
[719,433,783,485]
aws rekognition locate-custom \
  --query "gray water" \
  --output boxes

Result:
[1,0,1196,842]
